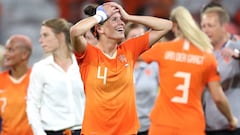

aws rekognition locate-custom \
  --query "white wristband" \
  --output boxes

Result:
[93,14,102,23]
[96,5,108,23]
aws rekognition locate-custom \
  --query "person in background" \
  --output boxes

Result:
[125,22,159,135]
[70,2,172,134]
[84,30,98,45]
[0,34,33,135]
[141,6,238,135]
[0,45,5,71]
[26,18,85,135]
[201,2,240,135]
[0,44,4,129]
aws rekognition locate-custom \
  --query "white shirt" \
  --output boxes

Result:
[26,54,85,135]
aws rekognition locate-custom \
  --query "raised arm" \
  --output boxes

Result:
[208,81,238,130]
[108,2,172,46]
[70,2,172,53]
[70,4,119,53]
[70,17,98,53]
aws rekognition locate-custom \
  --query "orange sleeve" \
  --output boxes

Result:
[141,42,164,63]
[121,32,149,61]
[74,43,92,63]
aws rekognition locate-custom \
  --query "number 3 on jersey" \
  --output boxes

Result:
[171,71,191,104]
[97,66,108,85]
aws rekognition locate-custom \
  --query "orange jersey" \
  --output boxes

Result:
[0,69,33,135]
[141,39,220,135]
[75,33,149,135]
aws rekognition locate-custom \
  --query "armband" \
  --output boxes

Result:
[93,14,102,23]
[94,5,108,23]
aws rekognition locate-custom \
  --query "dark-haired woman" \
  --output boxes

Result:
[27,18,85,135]
[70,2,172,135]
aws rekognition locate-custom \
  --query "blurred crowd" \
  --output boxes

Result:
[0,0,239,66]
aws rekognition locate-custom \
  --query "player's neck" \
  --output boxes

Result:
[9,64,29,79]
[96,42,117,58]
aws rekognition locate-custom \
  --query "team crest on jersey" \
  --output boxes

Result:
[118,55,128,67]
[119,55,127,63]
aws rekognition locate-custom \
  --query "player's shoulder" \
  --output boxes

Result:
[158,38,185,46]
[203,52,217,65]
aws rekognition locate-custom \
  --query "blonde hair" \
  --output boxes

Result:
[170,6,213,53]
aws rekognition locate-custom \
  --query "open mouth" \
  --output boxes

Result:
[116,27,124,33]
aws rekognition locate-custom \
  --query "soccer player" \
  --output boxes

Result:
[0,34,33,135]
[70,2,172,134]
[141,6,238,135]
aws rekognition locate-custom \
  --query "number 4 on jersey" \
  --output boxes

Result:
[97,66,108,85]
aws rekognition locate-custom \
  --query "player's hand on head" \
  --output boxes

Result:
[101,2,119,18]
[103,2,130,20]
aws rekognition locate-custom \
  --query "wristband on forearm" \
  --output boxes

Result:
[93,14,102,23]
[93,5,108,23]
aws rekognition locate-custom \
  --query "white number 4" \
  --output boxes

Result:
[97,66,108,85]
[171,72,191,104]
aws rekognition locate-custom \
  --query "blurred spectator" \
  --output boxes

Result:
[1,0,58,66]
[136,0,175,18]
[234,9,240,34]
[125,22,159,135]
[0,45,5,71]
[0,34,33,135]
[201,2,240,135]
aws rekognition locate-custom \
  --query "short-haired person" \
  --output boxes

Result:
[26,18,85,135]
[0,35,33,135]
[70,2,172,134]
[201,2,240,135]
[141,6,238,135]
